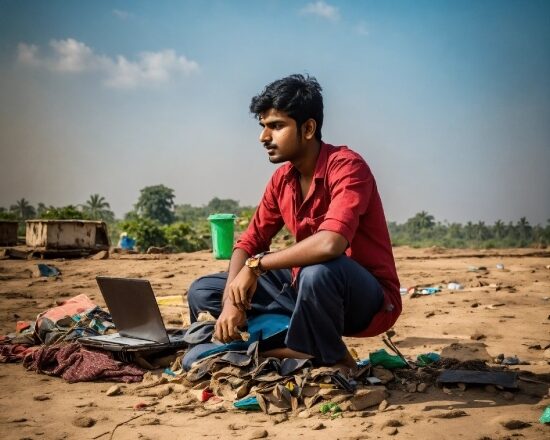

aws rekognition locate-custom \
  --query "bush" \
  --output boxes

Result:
[119,218,166,251]
[163,222,209,252]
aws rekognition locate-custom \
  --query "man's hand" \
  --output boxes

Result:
[214,302,246,343]
[227,266,259,311]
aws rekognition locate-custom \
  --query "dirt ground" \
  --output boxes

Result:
[0,247,549,440]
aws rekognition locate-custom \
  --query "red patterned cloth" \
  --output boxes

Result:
[23,342,144,383]
[0,344,37,363]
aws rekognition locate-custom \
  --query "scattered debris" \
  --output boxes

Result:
[500,419,531,430]
[72,416,96,428]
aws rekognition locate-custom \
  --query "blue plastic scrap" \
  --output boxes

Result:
[37,264,61,277]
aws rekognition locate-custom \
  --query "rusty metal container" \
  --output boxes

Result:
[25,220,110,250]
[0,221,19,246]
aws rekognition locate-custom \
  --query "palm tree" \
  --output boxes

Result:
[493,220,505,240]
[84,194,113,221]
[10,198,36,219]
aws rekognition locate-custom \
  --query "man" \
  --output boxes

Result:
[188,74,400,368]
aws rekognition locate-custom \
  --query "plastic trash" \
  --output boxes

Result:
[447,282,463,290]
[320,402,342,415]
[496,263,505,270]
[118,232,135,250]
[233,396,261,411]
[399,287,408,295]
[540,406,550,424]
[416,352,441,366]
[369,349,408,369]
[208,213,237,259]
[421,287,440,295]
[356,358,370,367]
[37,264,60,277]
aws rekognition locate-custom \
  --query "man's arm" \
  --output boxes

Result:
[227,230,347,310]
[214,248,250,342]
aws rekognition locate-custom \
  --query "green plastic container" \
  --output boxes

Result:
[208,213,236,259]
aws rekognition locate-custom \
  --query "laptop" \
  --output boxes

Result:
[79,277,187,351]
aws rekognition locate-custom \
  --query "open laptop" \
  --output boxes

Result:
[79,277,187,351]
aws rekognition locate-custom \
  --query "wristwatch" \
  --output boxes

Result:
[245,252,269,277]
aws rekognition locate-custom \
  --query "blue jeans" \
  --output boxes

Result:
[187,256,384,365]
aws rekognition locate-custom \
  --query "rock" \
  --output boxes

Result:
[311,422,325,430]
[440,342,492,362]
[247,429,269,439]
[383,427,398,435]
[383,419,403,427]
[406,382,417,393]
[417,383,428,393]
[349,388,387,411]
[33,394,50,401]
[457,383,467,391]
[372,367,394,384]
[470,333,486,341]
[106,385,122,396]
[433,410,468,419]
[297,409,312,418]
[271,413,288,424]
[72,416,96,428]
[501,391,514,401]
[484,385,497,394]
[228,423,246,430]
[90,250,109,260]
[378,399,389,411]
[500,419,531,430]
[9,418,27,423]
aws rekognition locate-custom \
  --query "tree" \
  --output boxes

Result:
[10,198,36,219]
[493,220,505,240]
[135,185,175,225]
[83,194,115,222]
[206,197,240,214]
[405,211,435,235]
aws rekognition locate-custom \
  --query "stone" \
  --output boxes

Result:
[484,385,497,393]
[106,385,122,396]
[311,422,325,430]
[90,250,109,260]
[500,419,531,430]
[457,383,467,391]
[383,419,403,428]
[349,388,387,411]
[271,413,288,424]
[247,429,268,439]
[501,391,514,401]
[406,382,417,393]
[33,394,50,401]
[433,410,468,419]
[384,427,398,435]
[298,410,312,419]
[378,399,389,411]
[372,367,394,384]
[417,383,428,393]
[72,416,96,428]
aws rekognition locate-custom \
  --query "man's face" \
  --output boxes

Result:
[258,109,303,164]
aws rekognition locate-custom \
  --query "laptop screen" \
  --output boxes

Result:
[96,277,170,344]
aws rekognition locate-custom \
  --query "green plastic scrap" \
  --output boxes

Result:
[369,349,407,369]
[233,396,261,411]
[320,402,342,418]
[416,352,441,367]
[540,406,550,424]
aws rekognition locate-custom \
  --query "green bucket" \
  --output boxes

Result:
[208,213,237,259]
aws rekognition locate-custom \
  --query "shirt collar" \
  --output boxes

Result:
[283,142,329,183]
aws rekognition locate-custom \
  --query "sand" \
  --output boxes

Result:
[0,247,549,439]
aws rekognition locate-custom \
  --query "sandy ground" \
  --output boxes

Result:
[0,247,549,440]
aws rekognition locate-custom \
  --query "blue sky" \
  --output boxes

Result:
[0,0,549,224]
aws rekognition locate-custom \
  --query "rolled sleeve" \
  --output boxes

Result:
[234,175,284,255]
[318,158,373,244]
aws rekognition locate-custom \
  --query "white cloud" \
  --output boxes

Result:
[354,21,369,36]
[16,38,199,89]
[112,9,131,20]
[300,1,340,21]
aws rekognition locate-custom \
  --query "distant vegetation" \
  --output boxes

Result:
[1,190,549,252]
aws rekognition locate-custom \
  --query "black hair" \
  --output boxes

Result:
[249,74,324,141]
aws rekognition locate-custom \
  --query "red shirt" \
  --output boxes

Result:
[235,142,401,337]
